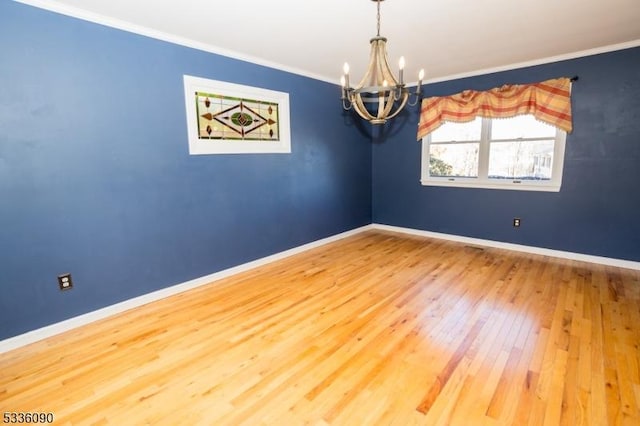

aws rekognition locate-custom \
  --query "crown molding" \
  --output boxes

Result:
[423,39,640,84]
[15,1,640,87]
[13,0,335,84]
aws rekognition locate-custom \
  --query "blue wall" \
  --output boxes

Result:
[373,47,640,262]
[0,2,371,339]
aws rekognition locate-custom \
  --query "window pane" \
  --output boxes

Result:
[488,140,555,180]
[491,115,556,139]
[431,117,482,142]
[429,143,479,177]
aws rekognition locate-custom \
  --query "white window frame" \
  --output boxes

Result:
[421,117,566,192]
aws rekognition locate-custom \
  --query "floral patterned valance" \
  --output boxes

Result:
[417,77,573,140]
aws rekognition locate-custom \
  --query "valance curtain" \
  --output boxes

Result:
[416,77,573,140]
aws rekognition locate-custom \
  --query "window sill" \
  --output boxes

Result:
[420,178,561,192]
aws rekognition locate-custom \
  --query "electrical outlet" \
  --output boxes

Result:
[513,218,521,227]
[58,273,73,291]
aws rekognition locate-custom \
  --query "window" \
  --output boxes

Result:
[421,115,566,192]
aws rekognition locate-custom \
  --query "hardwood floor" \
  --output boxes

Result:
[1,230,639,425]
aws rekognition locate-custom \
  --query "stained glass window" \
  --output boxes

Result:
[195,92,280,141]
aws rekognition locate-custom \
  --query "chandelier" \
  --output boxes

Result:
[341,0,424,125]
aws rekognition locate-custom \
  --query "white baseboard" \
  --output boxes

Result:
[0,225,374,354]
[371,223,640,271]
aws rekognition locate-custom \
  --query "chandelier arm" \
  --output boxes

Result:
[406,91,421,107]
[376,39,399,87]
[380,50,398,87]
[353,94,377,121]
[378,91,397,120]
[393,86,406,101]
[377,92,387,120]
[382,94,409,121]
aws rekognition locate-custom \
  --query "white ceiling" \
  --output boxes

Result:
[19,0,640,84]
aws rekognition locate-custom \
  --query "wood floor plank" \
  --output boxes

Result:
[1,230,639,425]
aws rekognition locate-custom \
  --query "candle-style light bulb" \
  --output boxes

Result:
[343,62,350,89]
[398,56,405,84]
[417,69,425,94]
[383,79,388,87]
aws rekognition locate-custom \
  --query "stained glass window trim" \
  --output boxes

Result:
[183,75,291,155]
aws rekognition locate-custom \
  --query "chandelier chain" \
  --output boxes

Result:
[376,0,381,37]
